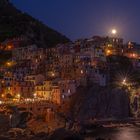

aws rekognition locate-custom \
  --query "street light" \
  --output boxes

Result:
[17,94,20,99]
[6,62,12,67]
[106,49,111,56]
[122,78,129,87]
[0,101,2,104]
[81,70,84,74]
[122,79,126,85]
[51,72,55,77]
[1,94,4,98]
[34,93,37,98]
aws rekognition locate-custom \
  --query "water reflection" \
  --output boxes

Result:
[86,126,140,140]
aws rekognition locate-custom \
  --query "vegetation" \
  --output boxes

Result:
[0,0,70,47]
[107,55,133,71]
[0,51,12,66]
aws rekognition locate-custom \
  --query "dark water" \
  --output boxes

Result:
[85,126,140,140]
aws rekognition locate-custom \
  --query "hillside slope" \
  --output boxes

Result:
[0,0,70,47]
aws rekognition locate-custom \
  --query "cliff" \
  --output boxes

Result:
[70,86,131,120]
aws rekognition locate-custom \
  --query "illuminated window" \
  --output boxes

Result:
[62,95,65,99]
[68,89,71,93]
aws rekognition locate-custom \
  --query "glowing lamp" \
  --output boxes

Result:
[81,70,84,74]
[1,94,4,98]
[7,45,12,50]
[52,73,55,77]
[34,93,37,98]
[107,50,111,53]
[122,78,127,85]
[17,94,20,98]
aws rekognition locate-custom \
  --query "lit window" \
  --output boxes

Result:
[68,89,71,93]
[62,95,65,99]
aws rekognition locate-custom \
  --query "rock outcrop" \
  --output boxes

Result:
[71,86,131,120]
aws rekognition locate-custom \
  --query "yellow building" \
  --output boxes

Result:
[35,80,52,100]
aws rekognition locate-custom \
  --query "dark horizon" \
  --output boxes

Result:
[11,0,140,43]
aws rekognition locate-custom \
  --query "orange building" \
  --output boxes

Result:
[11,81,34,98]
[51,86,61,105]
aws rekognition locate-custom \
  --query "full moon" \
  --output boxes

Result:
[111,29,117,35]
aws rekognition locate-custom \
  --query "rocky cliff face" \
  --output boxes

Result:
[0,114,10,132]
[71,86,131,120]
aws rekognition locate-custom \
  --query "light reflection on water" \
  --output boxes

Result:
[85,126,140,140]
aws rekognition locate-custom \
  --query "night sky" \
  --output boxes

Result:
[11,0,140,43]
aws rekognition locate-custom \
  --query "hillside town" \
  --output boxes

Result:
[1,35,140,100]
[1,34,140,140]
[1,0,140,140]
